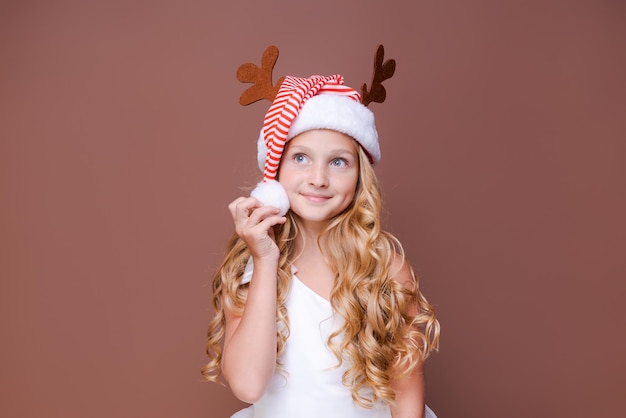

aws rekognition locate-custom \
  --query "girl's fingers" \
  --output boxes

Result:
[246,205,281,225]
[228,197,285,239]
[228,197,259,219]
[254,213,287,231]
[243,214,286,259]
[225,196,285,259]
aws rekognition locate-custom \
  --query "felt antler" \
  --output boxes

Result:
[361,45,396,107]
[237,45,286,106]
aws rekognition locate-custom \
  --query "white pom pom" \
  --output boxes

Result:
[250,180,290,216]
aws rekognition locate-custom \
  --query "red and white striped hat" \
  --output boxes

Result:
[251,74,380,215]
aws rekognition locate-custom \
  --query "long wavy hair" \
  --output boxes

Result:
[202,144,440,407]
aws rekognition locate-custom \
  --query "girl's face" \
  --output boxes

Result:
[278,129,359,226]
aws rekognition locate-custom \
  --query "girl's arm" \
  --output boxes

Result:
[390,359,426,418]
[220,197,286,403]
[389,257,427,418]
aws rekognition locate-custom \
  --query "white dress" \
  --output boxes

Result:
[231,273,437,418]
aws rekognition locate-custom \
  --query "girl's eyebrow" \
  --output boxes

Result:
[285,144,312,153]
[287,144,356,155]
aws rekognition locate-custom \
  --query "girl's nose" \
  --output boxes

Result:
[308,163,329,187]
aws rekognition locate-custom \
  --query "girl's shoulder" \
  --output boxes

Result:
[374,230,414,289]
[389,251,415,291]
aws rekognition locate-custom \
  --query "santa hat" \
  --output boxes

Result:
[251,74,380,215]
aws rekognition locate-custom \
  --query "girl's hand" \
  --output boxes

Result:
[228,197,286,262]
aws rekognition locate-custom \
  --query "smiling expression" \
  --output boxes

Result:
[277,129,359,227]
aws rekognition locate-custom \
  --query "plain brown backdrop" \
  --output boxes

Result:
[1,1,625,417]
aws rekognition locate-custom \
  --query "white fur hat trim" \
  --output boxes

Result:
[256,93,380,171]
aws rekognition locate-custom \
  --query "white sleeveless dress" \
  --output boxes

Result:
[231,274,437,418]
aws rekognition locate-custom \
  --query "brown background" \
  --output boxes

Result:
[1,1,625,417]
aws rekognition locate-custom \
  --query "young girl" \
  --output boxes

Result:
[203,73,440,418]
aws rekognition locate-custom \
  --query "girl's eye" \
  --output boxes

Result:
[331,158,348,167]
[294,154,307,163]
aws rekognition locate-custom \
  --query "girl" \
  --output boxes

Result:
[203,74,440,418]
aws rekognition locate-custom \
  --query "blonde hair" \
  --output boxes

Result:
[202,145,440,407]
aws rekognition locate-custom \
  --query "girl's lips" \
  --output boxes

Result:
[301,193,331,203]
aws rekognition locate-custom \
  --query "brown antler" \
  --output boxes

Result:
[361,45,396,107]
[237,45,285,106]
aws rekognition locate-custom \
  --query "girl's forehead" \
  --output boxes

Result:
[287,129,358,152]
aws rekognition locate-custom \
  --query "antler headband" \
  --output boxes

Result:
[237,44,396,106]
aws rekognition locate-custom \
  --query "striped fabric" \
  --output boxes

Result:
[261,75,361,181]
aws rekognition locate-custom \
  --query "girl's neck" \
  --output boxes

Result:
[291,224,335,301]
[294,222,327,260]
[298,218,327,238]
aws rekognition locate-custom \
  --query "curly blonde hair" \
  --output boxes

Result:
[202,145,440,407]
